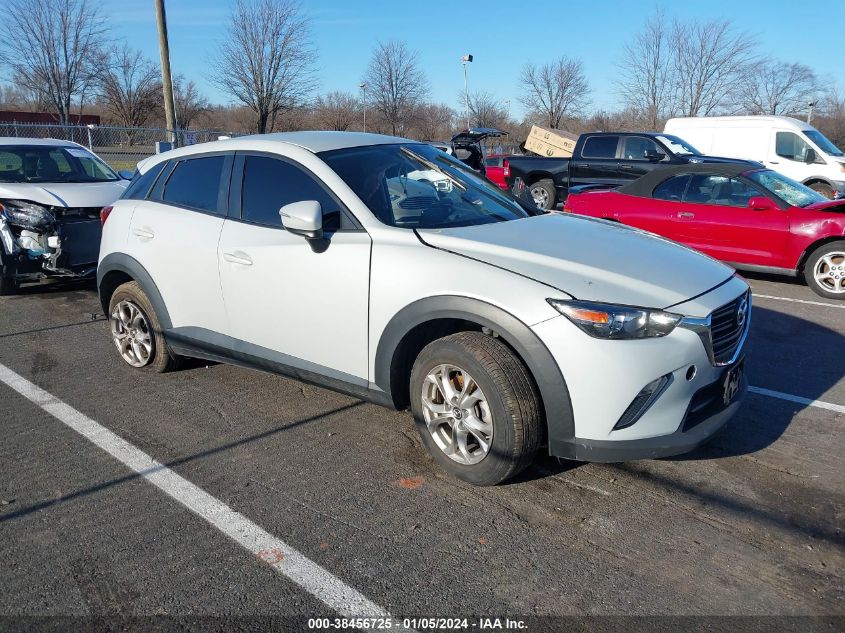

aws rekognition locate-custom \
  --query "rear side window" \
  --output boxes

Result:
[581,136,619,159]
[122,161,166,200]
[162,156,225,213]
[485,157,503,167]
[240,155,343,231]
[652,175,690,201]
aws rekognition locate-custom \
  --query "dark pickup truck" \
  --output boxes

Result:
[504,131,756,210]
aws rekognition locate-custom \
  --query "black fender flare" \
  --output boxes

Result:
[97,253,172,329]
[374,296,576,456]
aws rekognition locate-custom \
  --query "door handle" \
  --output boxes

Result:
[620,165,634,170]
[222,251,253,266]
[768,161,779,165]
[678,212,695,219]
[132,226,155,240]
[574,163,590,168]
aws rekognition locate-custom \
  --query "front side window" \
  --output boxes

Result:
[581,136,619,159]
[122,161,166,200]
[621,137,660,161]
[652,175,690,201]
[775,132,818,163]
[746,169,825,207]
[685,174,760,207]
[162,156,225,213]
[240,155,342,230]
[0,144,119,183]
[320,143,532,229]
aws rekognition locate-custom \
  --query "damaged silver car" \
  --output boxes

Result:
[0,139,128,295]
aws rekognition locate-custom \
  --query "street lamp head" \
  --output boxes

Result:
[461,54,473,63]
[359,82,366,89]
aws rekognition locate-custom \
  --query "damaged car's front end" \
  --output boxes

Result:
[0,139,128,294]
[0,199,104,289]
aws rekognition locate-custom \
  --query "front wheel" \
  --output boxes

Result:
[108,281,180,372]
[808,181,835,199]
[409,332,543,486]
[803,241,845,299]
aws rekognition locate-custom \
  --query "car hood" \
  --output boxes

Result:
[0,181,128,208]
[416,214,735,309]
[687,155,763,167]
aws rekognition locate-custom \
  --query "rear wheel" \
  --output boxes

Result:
[108,281,179,372]
[803,241,845,299]
[808,181,835,199]
[529,179,556,211]
[409,332,542,486]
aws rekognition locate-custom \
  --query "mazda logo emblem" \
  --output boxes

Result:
[736,298,748,328]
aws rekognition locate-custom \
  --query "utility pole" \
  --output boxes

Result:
[807,100,816,124]
[359,83,367,132]
[154,0,178,146]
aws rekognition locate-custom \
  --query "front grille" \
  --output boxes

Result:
[710,292,749,364]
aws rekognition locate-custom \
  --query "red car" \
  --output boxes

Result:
[484,154,510,190]
[564,164,845,299]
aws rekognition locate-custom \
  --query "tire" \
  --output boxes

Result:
[803,241,845,300]
[409,332,543,486]
[528,179,556,211]
[108,280,180,372]
[808,181,835,199]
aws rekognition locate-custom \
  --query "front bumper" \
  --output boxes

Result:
[535,277,750,462]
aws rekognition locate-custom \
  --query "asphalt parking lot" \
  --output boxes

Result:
[1,273,843,630]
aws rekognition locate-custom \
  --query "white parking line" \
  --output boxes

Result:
[0,362,398,622]
[749,385,845,414]
[752,293,845,309]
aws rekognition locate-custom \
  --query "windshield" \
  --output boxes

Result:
[320,143,533,229]
[0,145,119,183]
[746,169,826,207]
[804,130,844,157]
[655,134,701,156]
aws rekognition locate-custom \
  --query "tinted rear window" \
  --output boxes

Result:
[162,156,225,213]
[652,175,690,201]
[581,136,619,159]
[122,161,166,200]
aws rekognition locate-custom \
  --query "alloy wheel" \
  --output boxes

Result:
[420,364,494,465]
[530,186,550,209]
[110,299,155,367]
[813,251,845,294]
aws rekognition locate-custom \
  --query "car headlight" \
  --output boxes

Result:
[548,299,682,339]
[0,199,55,230]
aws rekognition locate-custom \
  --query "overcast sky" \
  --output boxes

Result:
[107,0,844,119]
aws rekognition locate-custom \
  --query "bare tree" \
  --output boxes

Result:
[463,91,508,128]
[519,57,589,129]
[213,0,316,133]
[0,0,106,124]
[671,18,757,116]
[313,91,358,130]
[617,9,675,129]
[99,45,161,130]
[173,75,210,130]
[409,103,456,140]
[363,41,428,135]
[742,61,818,115]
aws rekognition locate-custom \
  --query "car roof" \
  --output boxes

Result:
[618,162,759,197]
[0,137,83,147]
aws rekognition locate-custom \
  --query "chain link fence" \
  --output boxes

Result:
[0,122,236,171]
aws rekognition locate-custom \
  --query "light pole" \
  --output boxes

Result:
[461,54,473,130]
[359,82,367,132]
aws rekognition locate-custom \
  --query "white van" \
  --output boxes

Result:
[664,115,845,198]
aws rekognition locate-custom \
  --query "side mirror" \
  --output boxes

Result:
[804,148,817,164]
[118,170,134,180]
[280,200,323,239]
[644,149,666,162]
[748,196,777,211]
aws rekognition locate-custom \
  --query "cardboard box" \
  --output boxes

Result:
[524,125,578,157]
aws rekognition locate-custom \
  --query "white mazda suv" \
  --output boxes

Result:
[98,132,750,485]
